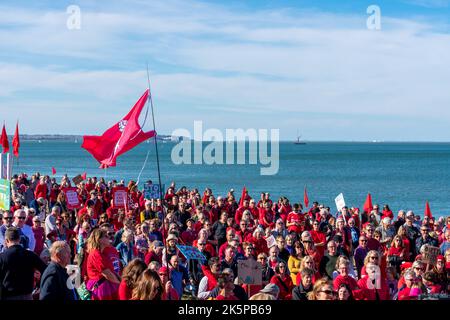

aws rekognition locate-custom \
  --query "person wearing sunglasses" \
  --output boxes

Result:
[12,209,35,251]
[307,277,336,300]
[197,257,221,300]
[0,211,15,252]
[415,226,438,256]
[398,269,422,300]
[270,261,294,300]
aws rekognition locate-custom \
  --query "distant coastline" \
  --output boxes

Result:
[9,135,450,143]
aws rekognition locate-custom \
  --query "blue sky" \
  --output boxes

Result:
[0,0,449,141]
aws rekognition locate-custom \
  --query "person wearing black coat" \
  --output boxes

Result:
[40,241,78,300]
[0,227,47,300]
[291,268,313,300]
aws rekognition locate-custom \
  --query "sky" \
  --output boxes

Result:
[0,0,449,141]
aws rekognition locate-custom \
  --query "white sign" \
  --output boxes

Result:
[266,235,276,248]
[335,193,346,212]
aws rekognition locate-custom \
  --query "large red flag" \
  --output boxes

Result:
[363,193,373,213]
[81,172,87,180]
[239,186,247,207]
[304,186,309,208]
[52,167,56,175]
[82,89,156,168]
[12,121,20,157]
[424,201,433,219]
[1,124,9,153]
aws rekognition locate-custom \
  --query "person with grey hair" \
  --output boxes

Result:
[40,241,77,300]
[12,209,35,251]
[0,227,47,300]
[376,217,395,247]
[45,206,60,236]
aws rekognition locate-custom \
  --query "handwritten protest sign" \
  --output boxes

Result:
[422,245,440,265]
[266,235,276,248]
[144,183,164,200]
[112,187,128,209]
[176,245,207,261]
[335,193,346,212]
[237,259,262,285]
[62,187,81,209]
[72,174,84,186]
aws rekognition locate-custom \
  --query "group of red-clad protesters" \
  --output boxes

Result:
[0,172,449,300]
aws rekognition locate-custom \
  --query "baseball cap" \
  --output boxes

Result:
[260,283,280,296]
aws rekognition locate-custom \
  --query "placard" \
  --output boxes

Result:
[176,245,207,261]
[237,258,262,285]
[422,245,440,266]
[144,183,164,200]
[0,178,10,210]
[335,193,346,212]
[62,187,81,209]
[266,235,276,248]
[112,186,128,209]
[72,174,84,186]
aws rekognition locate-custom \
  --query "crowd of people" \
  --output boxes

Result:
[0,172,449,300]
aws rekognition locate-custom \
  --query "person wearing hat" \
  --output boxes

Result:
[162,233,179,266]
[181,218,197,245]
[376,216,395,247]
[430,255,447,291]
[249,283,280,300]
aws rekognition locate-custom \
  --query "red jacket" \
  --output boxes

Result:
[35,183,48,199]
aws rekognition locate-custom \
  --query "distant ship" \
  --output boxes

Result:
[294,130,306,145]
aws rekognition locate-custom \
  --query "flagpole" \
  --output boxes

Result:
[146,64,170,278]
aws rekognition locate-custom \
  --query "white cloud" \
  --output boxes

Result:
[0,0,449,140]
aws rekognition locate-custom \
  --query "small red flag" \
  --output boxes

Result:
[424,201,433,219]
[52,167,56,175]
[304,186,309,208]
[363,193,373,213]
[239,186,247,207]
[1,124,9,153]
[12,121,20,157]
[81,172,87,180]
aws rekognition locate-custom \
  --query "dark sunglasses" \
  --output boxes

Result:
[320,290,337,295]
[3,217,13,220]
[16,216,26,220]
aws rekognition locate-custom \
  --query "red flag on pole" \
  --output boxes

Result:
[81,172,87,180]
[12,121,20,157]
[304,186,309,208]
[81,89,156,168]
[239,186,247,207]
[52,167,56,175]
[363,193,373,213]
[1,124,9,153]
[424,201,433,219]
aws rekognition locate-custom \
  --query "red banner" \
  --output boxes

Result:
[62,187,81,209]
[112,187,128,209]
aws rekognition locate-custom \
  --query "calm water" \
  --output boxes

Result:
[12,141,450,217]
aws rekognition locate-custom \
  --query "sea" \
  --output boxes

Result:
[10,140,450,217]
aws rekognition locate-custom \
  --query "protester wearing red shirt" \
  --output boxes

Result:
[34,178,48,200]
[86,229,121,300]
[286,204,305,234]
[333,260,359,290]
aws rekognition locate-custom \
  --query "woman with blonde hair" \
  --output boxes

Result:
[85,228,121,300]
[387,235,406,272]
[132,269,164,300]
[296,255,321,286]
[307,277,336,300]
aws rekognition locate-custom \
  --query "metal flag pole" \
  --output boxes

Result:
[146,64,171,289]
